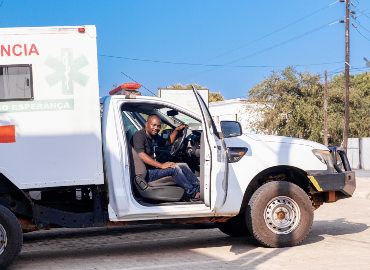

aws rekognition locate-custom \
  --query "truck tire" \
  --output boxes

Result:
[246,181,313,248]
[217,216,251,237]
[0,204,23,269]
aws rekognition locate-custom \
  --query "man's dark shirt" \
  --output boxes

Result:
[132,129,167,169]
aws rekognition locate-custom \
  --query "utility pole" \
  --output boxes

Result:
[340,0,350,153]
[324,70,328,147]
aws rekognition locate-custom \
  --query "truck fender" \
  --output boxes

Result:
[239,165,313,212]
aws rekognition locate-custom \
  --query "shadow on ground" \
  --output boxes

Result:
[14,218,368,270]
[300,218,369,246]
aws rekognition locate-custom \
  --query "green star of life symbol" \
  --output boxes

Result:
[45,48,89,95]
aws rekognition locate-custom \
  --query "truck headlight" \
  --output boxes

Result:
[312,149,334,168]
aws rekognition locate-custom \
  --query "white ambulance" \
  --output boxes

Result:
[0,26,355,269]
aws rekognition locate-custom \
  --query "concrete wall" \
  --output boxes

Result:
[347,138,370,170]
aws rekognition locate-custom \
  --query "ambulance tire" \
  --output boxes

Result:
[216,216,251,237]
[0,204,23,270]
[246,181,313,248]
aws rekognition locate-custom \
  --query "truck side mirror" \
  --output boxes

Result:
[220,121,242,137]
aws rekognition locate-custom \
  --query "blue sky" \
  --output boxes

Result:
[1,0,369,99]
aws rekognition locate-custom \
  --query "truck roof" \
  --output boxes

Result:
[102,95,202,121]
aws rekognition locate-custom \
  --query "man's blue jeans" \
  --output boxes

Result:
[147,164,200,198]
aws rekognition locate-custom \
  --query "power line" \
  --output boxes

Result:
[354,11,370,19]
[100,55,342,68]
[354,26,370,41]
[353,5,370,19]
[325,66,345,76]
[168,19,341,83]
[355,20,370,34]
[326,66,370,77]
[142,0,340,81]
[189,0,340,65]
[120,72,157,96]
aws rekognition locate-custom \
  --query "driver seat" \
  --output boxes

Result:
[127,143,185,202]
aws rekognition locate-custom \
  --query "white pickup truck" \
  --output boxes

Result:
[0,25,355,269]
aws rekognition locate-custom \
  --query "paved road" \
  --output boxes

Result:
[353,170,370,199]
[10,171,370,270]
[353,169,370,178]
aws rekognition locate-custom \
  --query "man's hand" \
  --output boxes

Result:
[160,162,177,170]
[165,124,188,146]
[175,124,188,132]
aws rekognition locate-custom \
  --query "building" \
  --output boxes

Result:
[209,98,265,134]
[158,88,209,117]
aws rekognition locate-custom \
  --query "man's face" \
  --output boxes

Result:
[145,116,161,136]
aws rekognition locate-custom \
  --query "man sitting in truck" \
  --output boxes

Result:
[132,115,200,201]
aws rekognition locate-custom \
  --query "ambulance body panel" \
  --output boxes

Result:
[0,26,104,189]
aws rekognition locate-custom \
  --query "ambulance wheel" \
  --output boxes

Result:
[246,181,313,248]
[217,216,251,237]
[0,204,23,269]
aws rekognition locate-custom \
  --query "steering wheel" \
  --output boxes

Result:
[170,126,188,156]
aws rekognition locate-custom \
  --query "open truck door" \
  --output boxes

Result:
[191,86,228,212]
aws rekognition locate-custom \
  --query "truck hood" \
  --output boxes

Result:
[242,133,328,150]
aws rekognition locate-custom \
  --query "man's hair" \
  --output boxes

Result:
[147,114,160,123]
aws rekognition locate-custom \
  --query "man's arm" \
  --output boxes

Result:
[138,152,176,169]
[165,124,187,146]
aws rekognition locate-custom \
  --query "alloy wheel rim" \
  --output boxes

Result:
[0,224,7,255]
[263,196,301,235]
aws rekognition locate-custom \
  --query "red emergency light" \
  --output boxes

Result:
[78,28,85,33]
[109,83,141,95]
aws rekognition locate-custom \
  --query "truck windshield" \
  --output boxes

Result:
[121,103,202,139]
[155,107,202,131]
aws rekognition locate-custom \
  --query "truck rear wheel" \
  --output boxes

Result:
[0,204,23,269]
[217,216,251,237]
[246,181,313,247]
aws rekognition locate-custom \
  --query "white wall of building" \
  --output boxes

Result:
[209,98,265,134]
[347,137,370,170]
[158,88,209,117]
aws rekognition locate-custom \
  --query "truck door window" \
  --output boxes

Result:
[122,112,138,144]
[0,65,33,100]
[195,94,219,136]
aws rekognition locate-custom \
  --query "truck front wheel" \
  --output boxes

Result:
[246,181,313,247]
[0,204,23,269]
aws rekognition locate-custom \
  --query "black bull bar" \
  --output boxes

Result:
[308,146,356,196]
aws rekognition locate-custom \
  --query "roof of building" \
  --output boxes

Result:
[209,98,248,107]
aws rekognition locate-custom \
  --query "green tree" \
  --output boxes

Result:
[247,67,370,145]
[326,72,370,145]
[168,83,206,89]
[168,83,224,102]
[248,67,324,142]
[209,92,225,102]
